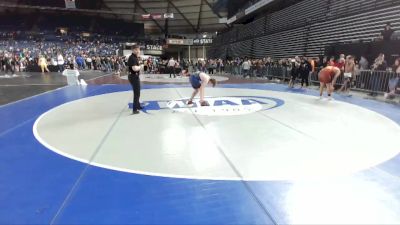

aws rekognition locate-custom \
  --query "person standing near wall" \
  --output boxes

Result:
[370,53,388,96]
[242,59,251,78]
[340,55,356,96]
[380,23,395,41]
[300,57,311,88]
[289,56,300,88]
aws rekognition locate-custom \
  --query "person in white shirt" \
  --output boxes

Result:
[86,56,92,70]
[57,53,64,72]
[168,57,176,78]
[242,59,251,78]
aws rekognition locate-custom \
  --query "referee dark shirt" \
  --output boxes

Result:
[127,53,141,112]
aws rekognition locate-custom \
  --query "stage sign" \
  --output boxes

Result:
[146,45,163,51]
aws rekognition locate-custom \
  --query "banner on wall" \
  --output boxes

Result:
[167,38,193,45]
[142,14,165,20]
[65,0,76,9]
[141,14,151,19]
[193,38,213,45]
[164,13,174,19]
[152,13,163,20]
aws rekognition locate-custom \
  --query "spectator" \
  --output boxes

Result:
[38,55,49,73]
[242,59,251,78]
[86,56,92,70]
[57,52,64,72]
[219,59,225,74]
[359,56,369,70]
[321,56,328,68]
[381,22,395,41]
[335,54,345,71]
[340,55,356,95]
[370,53,388,96]
[289,57,300,88]
[384,58,400,100]
[3,53,15,76]
[328,56,336,66]
[76,55,85,70]
[207,59,216,75]
[300,57,311,88]
[95,56,101,71]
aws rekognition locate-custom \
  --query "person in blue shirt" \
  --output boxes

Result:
[181,70,217,106]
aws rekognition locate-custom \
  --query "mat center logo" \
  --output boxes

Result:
[129,96,284,116]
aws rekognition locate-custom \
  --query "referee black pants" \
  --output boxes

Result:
[169,66,176,78]
[128,74,141,111]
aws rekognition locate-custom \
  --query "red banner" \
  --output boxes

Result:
[152,14,162,20]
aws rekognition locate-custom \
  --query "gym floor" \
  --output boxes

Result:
[1,72,400,224]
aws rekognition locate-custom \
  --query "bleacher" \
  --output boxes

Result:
[267,0,327,33]
[237,16,266,40]
[209,0,400,59]
[307,5,400,56]
[253,26,307,59]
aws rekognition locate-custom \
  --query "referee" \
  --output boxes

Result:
[127,45,142,114]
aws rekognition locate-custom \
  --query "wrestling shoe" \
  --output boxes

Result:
[200,101,210,107]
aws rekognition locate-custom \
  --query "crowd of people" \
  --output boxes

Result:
[0,31,398,100]
[194,54,400,99]
[0,38,123,75]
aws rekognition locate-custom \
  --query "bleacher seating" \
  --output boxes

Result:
[267,0,327,33]
[307,5,400,56]
[237,17,266,40]
[209,0,400,59]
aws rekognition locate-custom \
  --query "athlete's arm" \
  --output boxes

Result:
[132,65,141,71]
[331,67,341,85]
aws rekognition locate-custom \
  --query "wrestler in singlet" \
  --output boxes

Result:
[318,66,341,99]
[182,70,216,106]
[189,72,202,89]
[319,66,338,84]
